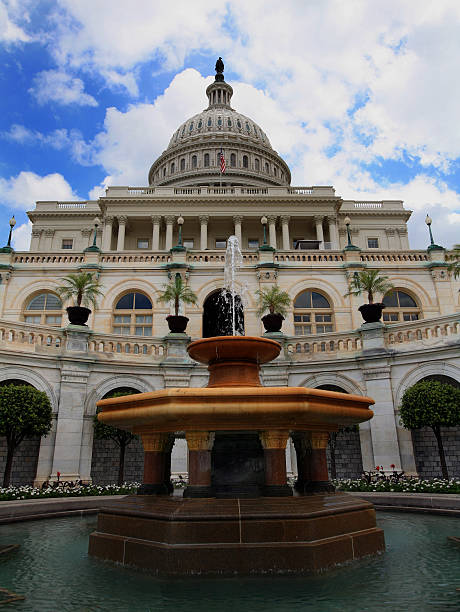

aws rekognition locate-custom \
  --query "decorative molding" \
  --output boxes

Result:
[259,430,289,449]
[141,432,170,452]
[363,367,391,380]
[280,215,290,224]
[185,431,215,451]
[151,215,162,224]
[199,215,209,224]
[310,431,329,449]
[117,215,128,225]
[165,215,175,225]
[233,215,243,224]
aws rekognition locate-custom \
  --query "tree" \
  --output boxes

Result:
[255,285,291,317]
[156,273,198,316]
[0,385,52,487]
[447,244,460,279]
[93,389,140,485]
[399,380,460,479]
[344,269,393,304]
[56,271,103,307]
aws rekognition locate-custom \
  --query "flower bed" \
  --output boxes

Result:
[0,482,140,501]
[334,477,460,494]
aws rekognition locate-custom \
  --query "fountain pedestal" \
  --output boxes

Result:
[89,335,385,574]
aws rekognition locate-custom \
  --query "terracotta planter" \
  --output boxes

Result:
[261,313,284,333]
[66,306,91,326]
[358,303,385,323]
[166,315,189,333]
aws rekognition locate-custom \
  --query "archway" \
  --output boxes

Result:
[202,290,244,337]
[0,379,41,486]
[316,385,363,480]
[91,386,145,485]
[409,375,460,478]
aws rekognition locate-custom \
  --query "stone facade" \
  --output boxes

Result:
[412,427,460,479]
[0,437,40,486]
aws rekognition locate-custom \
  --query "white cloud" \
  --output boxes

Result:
[29,69,98,106]
[0,171,79,211]
[12,220,31,250]
[0,1,30,43]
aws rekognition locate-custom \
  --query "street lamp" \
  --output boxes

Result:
[261,215,268,246]
[92,217,101,248]
[0,216,16,253]
[425,214,444,252]
[171,215,186,252]
[343,216,360,251]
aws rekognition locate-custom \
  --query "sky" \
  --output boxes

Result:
[1,0,460,251]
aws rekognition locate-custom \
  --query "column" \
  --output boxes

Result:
[116,216,127,251]
[30,228,42,251]
[233,215,243,247]
[268,215,277,249]
[314,215,324,249]
[138,432,170,495]
[102,216,113,251]
[291,432,311,493]
[281,215,290,250]
[385,228,396,250]
[327,216,339,249]
[307,431,335,493]
[199,215,209,250]
[151,215,161,251]
[183,431,215,498]
[44,228,55,250]
[259,430,292,496]
[165,215,174,251]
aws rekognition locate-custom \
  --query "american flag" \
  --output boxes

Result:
[219,148,226,173]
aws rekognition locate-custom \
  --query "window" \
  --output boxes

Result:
[170,162,175,173]
[255,158,260,172]
[273,166,277,177]
[180,158,185,171]
[61,239,73,249]
[113,292,153,336]
[367,238,379,249]
[237,119,242,129]
[230,153,236,167]
[198,119,203,129]
[189,121,194,131]
[382,290,420,323]
[293,290,334,335]
[24,292,62,326]
[137,239,149,249]
[204,153,210,167]
[183,239,194,249]
[192,155,197,169]
[248,239,259,249]
[265,162,269,173]
[227,118,232,127]
[243,155,248,168]
[163,167,166,177]
[217,116,222,126]
[207,117,212,127]
[215,239,227,249]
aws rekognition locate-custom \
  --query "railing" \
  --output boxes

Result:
[14,253,85,264]
[104,186,336,198]
[88,334,165,359]
[285,330,362,358]
[0,321,64,351]
[354,202,382,209]
[386,315,460,346]
[360,251,429,262]
[275,251,344,262]
[186,251,259,264]
[99,252,171,264]
[57,202,87,209]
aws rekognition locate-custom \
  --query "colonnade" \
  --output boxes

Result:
[101,214,341,251]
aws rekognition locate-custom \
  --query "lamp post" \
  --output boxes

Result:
[84,216,101,253]
[259,215,275,252]
[343,216,360,251]
[171,215,186,252]
[425,214,443,251]
[0,216,16,253]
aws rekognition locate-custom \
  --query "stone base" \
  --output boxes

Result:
[89,493,385,575]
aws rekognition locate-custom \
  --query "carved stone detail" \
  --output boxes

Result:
[141,432,170,452]
[199,215,209,225]
[186,431,215,451]
[310,431,330,450]
[117,215,128,225]
[259,430,289,450]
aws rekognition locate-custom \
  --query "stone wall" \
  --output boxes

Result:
[90,437,144,485]
[327,428,363,479]
[0,437,40,486]
[412,427,460,479]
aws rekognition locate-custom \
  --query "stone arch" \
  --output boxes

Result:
[385,277,433,310]
[99,279,158,312]
[288,277,345,309]
[299,372,365,396]
[394,362,460,408]
[84,375,152,416]
[196,279,256,309]
[9,280,64,311]
[0,366,58,412]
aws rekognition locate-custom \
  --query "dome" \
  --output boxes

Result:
[148,59,291,187]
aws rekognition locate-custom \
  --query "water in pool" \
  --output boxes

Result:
[0,512,459,611]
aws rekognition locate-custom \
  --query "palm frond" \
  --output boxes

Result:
[256,285,291,317]
[344,269,393,304]
[56,272,103,308]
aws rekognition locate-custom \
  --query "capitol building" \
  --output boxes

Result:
[0,62,459,487]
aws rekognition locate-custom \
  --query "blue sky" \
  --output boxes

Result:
[1,0,459,250]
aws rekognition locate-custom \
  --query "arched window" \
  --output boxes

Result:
[113,292,153,336]
[255,158,260,172]
[192,155,197,169]
[265,162,270,173]
[180,158,185,171]
[198,119,203,129]
[243,155,248,168]
[24,292,62,326]
[163,167,166,177]
[273,166,277,176]
[293,290,334,335]
[382,290,420,322]
[230,153,236,167]
[170,162,175,173]
[204,153,210,167]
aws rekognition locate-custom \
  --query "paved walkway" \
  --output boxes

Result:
[0,491,459,524]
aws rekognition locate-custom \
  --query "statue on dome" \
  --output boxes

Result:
[215,57,224,81]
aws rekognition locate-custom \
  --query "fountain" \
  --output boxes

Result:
[89,237,384,575]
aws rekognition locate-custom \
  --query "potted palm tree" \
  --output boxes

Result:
[57,271,103,326]
[256,285,291,332]
[344,269,393,323]
[157,273,198,333]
